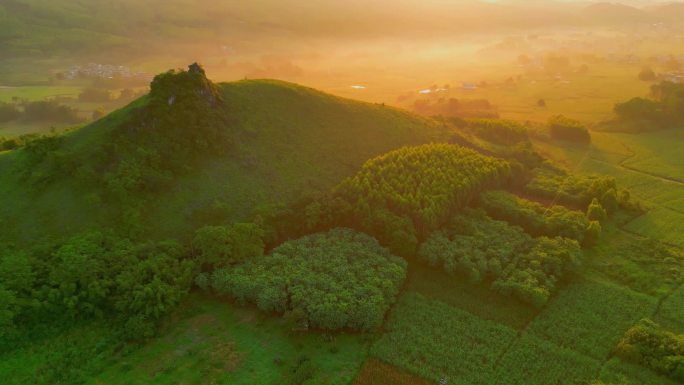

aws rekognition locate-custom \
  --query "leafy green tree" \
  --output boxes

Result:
[616,319,684,381]
[548,115,590,144]
[586,198,607,221]
[638,67,657,81]
[614,97,661,122]
[584,220,602,247]
[192,223,264,269]
[419,210,582,306]
[600,188,618,214]
[480,190,589,242]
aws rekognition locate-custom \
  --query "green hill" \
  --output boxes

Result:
[0,64,447,245]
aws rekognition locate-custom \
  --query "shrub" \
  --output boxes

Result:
[548,115,590,143]
[587,198,607,221]
[524,162,629,209]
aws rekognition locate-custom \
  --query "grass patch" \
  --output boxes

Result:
[371,291,517,384]
[655,284,684,333]
[624,208,684,249]
[88,293,370,385]
[584,223,684,297]
[0,321,120,385]
[353,358,433,385]
[616,129,684,182]
[526,279,656,360]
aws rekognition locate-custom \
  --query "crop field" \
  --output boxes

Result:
[489,333,601,385]
[654,284,684,333]
[525,279,656,360]
[88,294,370,385]
[623,207,684,248]
[371,292,518,384]
[0,85,148,138]
[443,62,650,123]
[352,358,433,385]
[584,223,684,297]
[0,86,83,103]
[3,2,684,385]
[616,129,684,182]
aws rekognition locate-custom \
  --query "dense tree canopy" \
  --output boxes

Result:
[466,118,529,145]
[191,223,264,270]
[208,228,407,331]
[547,115,591,144]
[616,319,684,381]
[479,190,591,243]
[613,81,684,132]
[303,143,511,255]
[418,210,581,306]
[524,162,636,211]
[0,232,196,341]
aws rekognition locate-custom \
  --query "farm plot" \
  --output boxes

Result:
[371,292,517,385]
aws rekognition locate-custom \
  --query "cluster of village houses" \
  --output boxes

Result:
[63,63,149,80]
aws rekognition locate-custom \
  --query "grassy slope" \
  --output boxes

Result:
[89,294,369,385]
[0,97,143,244]
[0,293,370,385]
[0,79,446,245]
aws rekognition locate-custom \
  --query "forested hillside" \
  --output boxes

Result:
[0,65,446,246]
[1,62,682,385]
